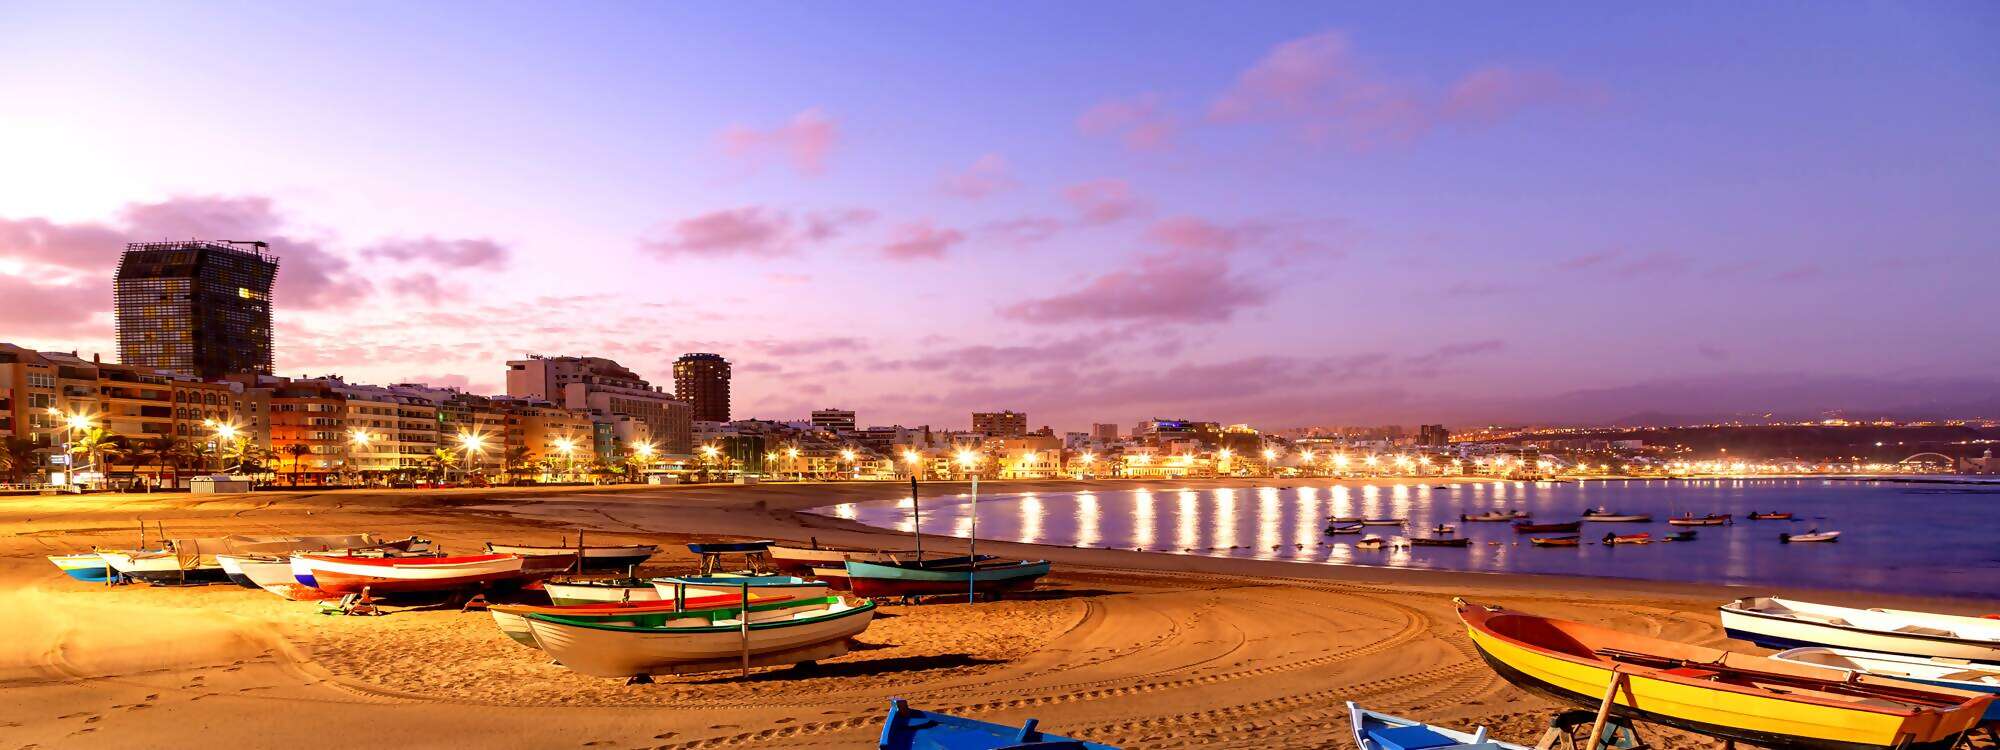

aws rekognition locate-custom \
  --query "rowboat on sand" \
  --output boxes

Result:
[651,575,831,603]
[47,553,115,583]
[1530,535,1580,547]
[1720,597,2000,663]
[1514,521,1581,534]
[543,578,660,605]
[488,591,792,649]
[1458,599,1994,750]
[96,549,229,585]
[844,557,1050,599]
[525,595,876,678]
[765,542,914,577]
[485,542,658,571]
[1347,702,1532,750]
[294,552,526,595]
[1782,530,1841,543]
[879,698,1118,750]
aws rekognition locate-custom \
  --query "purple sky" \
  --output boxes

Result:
[3,3,1996,429]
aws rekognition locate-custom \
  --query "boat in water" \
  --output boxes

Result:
[1600,532,1651,545]
[1360,518,1408,526]
[1749,511,1795,520]
[1458,599,1993,750]
[1581,508,1652,523]
[845,557,1050,599]
[294,552,527,594]
[1529,535,1580,548]
[879,698,1118,750]
[1354,535,1387,550]
[1661,530,1699,542]
[485,542,658,571]
[1781,529,1841,543]
[1771,648,2000,721]
[1410,535,1471,548]
[1461,510,1530,522]
[1512,520,1580,534]
[1720,597,2000,663]
[1325,522,1365,535]
[524,595,877,678]
[1347,702,1532,750]
[1668,514,1732,527]
[47,553,115,583]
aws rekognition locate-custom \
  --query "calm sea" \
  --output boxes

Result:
[820,479,2000,599]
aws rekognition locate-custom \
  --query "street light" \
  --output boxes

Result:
[1078,451,1095,478]
[955,449,980,479]
[902,450,922,479]
[457,432,486,482]
[785,446,801,480]
[553,437,577,481]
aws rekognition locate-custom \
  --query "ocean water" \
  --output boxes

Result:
[820,478,2000,599]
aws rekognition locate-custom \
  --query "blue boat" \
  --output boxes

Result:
[47,553,115,583]
[845,558,1051,599]
[879,699,1117,749]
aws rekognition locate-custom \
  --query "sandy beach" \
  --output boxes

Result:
[3,480,1994,749]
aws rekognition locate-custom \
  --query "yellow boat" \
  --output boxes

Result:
[1457,599,1992,750]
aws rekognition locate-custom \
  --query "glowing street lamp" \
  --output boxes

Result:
[457,432,487,482]
[553,437,577,480]
[955,449,980,478]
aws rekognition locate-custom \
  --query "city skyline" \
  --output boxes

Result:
[3,3,1997,429]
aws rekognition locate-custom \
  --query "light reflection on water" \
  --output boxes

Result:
[830,480,2000,598]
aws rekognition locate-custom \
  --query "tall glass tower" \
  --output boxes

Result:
[114,240,279,378]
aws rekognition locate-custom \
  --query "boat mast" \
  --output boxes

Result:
[967,472,979,603]
[909,476,923,562]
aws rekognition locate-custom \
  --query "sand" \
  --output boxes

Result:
[1,479,1993,749]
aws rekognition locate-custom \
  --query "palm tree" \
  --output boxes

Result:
[425,448,460,483]
[130,436,183,489]
[66,428,125,489]
[502,445,531,480]
[281,443,312,485]
[0,437,42,485]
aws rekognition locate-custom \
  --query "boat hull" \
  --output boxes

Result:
[98,551,228,586]
[297,554,526,595]
[764,545,910,577]
[1720,601,2000,663]
[525,600,876,677]
[485,543,658,571]
[1771,648,2000,722]
[1514,521,1581,533]
[48,554,115,582]
[651,577,831,603]
[543,581,662,606]
[216,554,269,589]
[844,560,1050,598]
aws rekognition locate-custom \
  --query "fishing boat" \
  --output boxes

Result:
[1461,510,1530,522]
[97,549,229,585]
[294,552,526,594]
[1514,520,1581,534]
[1458,599,1994,750]
[1749,511,1794,520]
[845,557,1051,599]
[1660,530,1699,542]
[1360,518,1408,526]
[543,578,660,605]
[1354,535,1386,550]
[1581,509,1652,523]
[1781,529,1841,543]
[1428,524,1458,535]
[524,595,877,677]
[1411,535,1471,548]
[1325,522,1365,535]
[651,575,831,603]
[1530,535,1581,547]
[1719,597,2000,663]
[1600,532,1651,545]
[231,555,336,600]
[1668,514,1732,527]
[1331,516,1363,524]
[485,541,658,571]
[488,592,791,648]
[47,553,115,583]
[879,698,1118,750]
[1347,702,1532,750]
[766,542,915,577]
[217,553,282,589]
[1771,648,2000,721]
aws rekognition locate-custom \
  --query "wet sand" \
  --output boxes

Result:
[2,480,1993,749]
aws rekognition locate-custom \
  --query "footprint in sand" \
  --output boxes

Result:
[773,718,794,725]
[706,724,740,730]
[83,716,102,725]
[650,733,677,740]
[67,729,97,737]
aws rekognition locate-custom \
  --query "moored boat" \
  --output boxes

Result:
[1461,510,1530,522]
[1530,535,1580,547]
[525,595,877,677]
[1749,511,1794,520]
[488,592,791,649]
[47,553,115,583]
[1360,518,1407,526]
[1325,522,1365,535]
[1354,535,1386,550]
[295,552,526,594]
[765,542,914,577]
[1668,514,1732,527]
[1459,599,1994,750]
[1513,520,1581,534]
[651,575,831,603]
[1781,529,1841,543]
[879,698,1118,750]
[1410,536,1471,547]
[1720,597,2000,663]
[485,542,658,571]
[1661,530,1699,542]
[1347,702,1532,750]
[1600,532,1651,545]
[1771,648,2000,721]
[1581,509,1652,522]
[845,557,1050,599]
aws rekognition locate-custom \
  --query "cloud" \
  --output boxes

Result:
[938,154,1016,199]
[764,272,811,285]
[745,337,867,357]
[1145,216,1261,253]
[1402,339,1506,375]
[1697,344,1731,361]
[719,107,838,176]
[386,272,463,304]
[982,217,1066,245]
[1077,93,1178,152]
[0,274,107,336]
[1001,248,1269,324]
[879,221,965,261]
[1441,65,1595,124]
[363,237,509,268]
[1061,178,1149,225]
[639,206,874,259]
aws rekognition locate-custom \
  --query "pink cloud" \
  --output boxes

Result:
[0,275,107,337]
[719,107,838,176]
[1077,93,1177,152]
[879,221,965,261]
[640,207,872,259]
[1002,249,1269,324]
[938,154,1016,199]
[982,217,1065,245]
[1145,216,1257,253]
[363,237,509,268]
[1441,65,1592,125]
[386,272,464,304]
[1061,178,1149,225]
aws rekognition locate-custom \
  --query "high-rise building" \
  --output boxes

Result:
[673,353,731,422]
[114,240,278,379]
[506,355,692,453]
[810,408,856,433]
[1418,424,1451,448]
[1092,423,1119,441]
[972,410,1027,438]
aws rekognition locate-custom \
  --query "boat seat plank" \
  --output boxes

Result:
[1368,725,1463,750]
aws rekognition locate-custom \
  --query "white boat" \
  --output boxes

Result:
[1721,597,2000,663]
[764,543,913,576]
[1355,535,1386,550]
[1348,702,1530,750]
[97,549,228,585]
[1781,529,1841,543]
[485,542,658,571]
[294,552,526,594]
[1325,522,1364,535]
[222,555,332,599]
[651,575,830,603]
[1770,647,2000,721]
[525,596,877,677]
[543,579,661,605]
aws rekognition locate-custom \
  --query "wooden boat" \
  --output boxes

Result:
[1458,599,1994,750]
[1661,530,1699,542]
[1782,530,1841,543]
[1330,516,1363,524]
[651,575,831,603]
[485,542,658,571]
[1347,702,1532,750]
[232,555,337,600]
[1600,532,1650,545]
[845,558,1050,599]
[1354,535,1386,550]
[685,540,771,554]
[1461,510,1530,522]
[488,592,790,649]
[807,564,853,590]
[217,553,282,589]
[1514,520,1581,534]
[544,578,660,605]
[1772,648,2000,722]
[1325,522,1365,535]
[524,595,877,677]
[1360,518,1408,526]
[96,549,229,585]
[765,542,914,577]
[47,553,115,583]
[294,552,526,594]
[1581,509,1652,523]
[1668,514,1731,527]
[1749,511,1794,520]
[1410,536,1471,548]
[1530,535,1580,547]
[879,698,1118,750]
[1720,597,2000,663]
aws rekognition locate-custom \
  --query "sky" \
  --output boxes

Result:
[2,2,1997,430]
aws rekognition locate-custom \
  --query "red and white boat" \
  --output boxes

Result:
[294,552,525,594]
[766,543,914,578]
